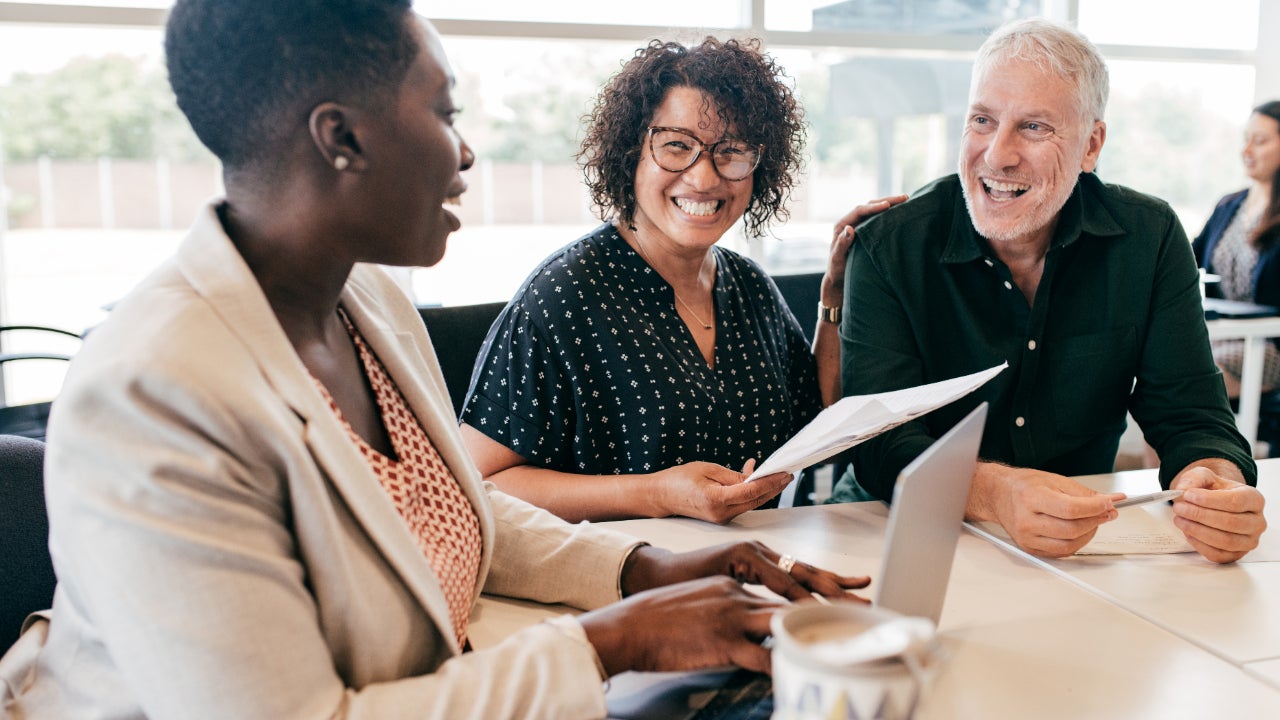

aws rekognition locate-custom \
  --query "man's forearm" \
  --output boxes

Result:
[965,460,1016,523]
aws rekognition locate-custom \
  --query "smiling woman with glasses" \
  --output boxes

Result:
[459,36,904,525]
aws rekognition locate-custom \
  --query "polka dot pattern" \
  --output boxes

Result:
[462,223,820,476]
[317,309,482,648]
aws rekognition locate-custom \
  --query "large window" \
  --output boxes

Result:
[0,19,190,403]
[766,0,1043,32]
[1078,0,1259,49]
[0,1,1274,402]
[1103,61,1257,232]
[409,36,628,306]
[421,0,746,28]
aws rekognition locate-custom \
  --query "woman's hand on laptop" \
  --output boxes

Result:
[583,542,871,676]
[580,576,783,675]
[620,542,871,602]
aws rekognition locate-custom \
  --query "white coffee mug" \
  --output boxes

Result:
[770,603,941,720]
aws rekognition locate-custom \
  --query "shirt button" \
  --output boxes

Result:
[984,258,995,267]
[1003,281,1013,290]
[1027,340,1037,350]
[1015,416,1026,427]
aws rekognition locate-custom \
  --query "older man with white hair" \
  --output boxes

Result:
[832,18,1267,563]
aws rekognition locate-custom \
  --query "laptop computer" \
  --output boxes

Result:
[607,403,987,719]
[874,401,987,625]
[1202,297,1280,319]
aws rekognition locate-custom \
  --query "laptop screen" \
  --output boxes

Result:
[873,402,987,625]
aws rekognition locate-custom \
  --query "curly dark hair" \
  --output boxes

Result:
[578,37,805,238]
[165,0,418,172]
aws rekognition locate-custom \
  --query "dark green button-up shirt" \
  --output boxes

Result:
[837,172,1255,502]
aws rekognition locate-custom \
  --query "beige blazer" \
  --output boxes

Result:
[0,203,641,720]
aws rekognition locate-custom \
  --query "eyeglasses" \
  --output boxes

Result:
[646,126,763,182]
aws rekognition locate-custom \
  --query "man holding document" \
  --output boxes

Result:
[831,18,1267,563]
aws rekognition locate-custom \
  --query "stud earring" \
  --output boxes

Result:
[333,156,350,171]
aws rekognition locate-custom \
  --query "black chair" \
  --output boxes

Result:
[771,271,824,344]
[770,272,851,506]
[0,434,56,654]
[418,301,507,417]
[0,324,83,440]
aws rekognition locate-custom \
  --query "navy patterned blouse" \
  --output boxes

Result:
[461,223,821,476]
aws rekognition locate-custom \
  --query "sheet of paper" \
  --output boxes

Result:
[745,362,1007,481]
[1075,505,1195,555]
[974,503,1194,556]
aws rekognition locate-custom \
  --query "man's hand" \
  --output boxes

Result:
[968,462,1121,557]
[1170,460,1267,563]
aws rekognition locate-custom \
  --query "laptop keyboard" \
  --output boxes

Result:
[691,670,773,720]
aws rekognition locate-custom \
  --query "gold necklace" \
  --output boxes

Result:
[633,236,714,330]
[673,292,713,330]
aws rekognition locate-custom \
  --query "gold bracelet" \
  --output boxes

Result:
[818,303,841,324]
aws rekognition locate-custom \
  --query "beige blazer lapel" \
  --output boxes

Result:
[173,206,466,653]
[339,267,498,595]
[298,408,463,652]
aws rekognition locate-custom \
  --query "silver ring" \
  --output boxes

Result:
[777,554,797,574]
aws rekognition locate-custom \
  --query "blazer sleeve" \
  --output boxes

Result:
[1193,190,1246,271]
[1252,244,1280,308]
[484,487,644,609]
[1191,204,1215,264]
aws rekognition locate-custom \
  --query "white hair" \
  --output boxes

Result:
[973,17,1109,125]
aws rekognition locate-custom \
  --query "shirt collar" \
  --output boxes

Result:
[941,172,1126,265]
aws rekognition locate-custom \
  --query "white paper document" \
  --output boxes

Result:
[1074,504,1195,555]
[974,503,1195,556]
[745,362,1007,482]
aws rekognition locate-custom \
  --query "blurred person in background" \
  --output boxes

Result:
[1194,101,1280,398]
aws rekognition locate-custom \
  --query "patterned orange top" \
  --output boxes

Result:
[313,309,483,648]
